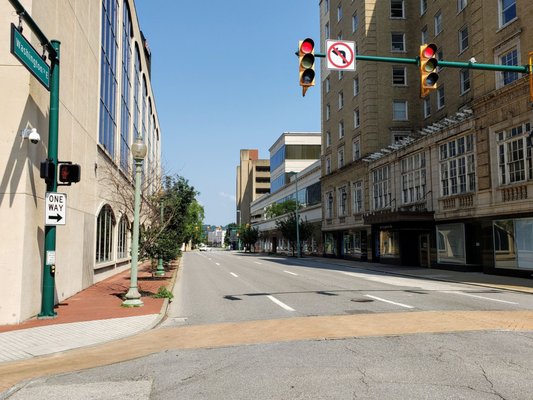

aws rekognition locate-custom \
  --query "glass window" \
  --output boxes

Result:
[352,12,358,32]
[372,165,392,210]
[500,48,519,86]
[326,103,330,120]
[338,186,347,216]
[337,4,342,21]
[436,224,466,264]
[353,77,360,96]
[401,152,426,204]
[119,2,132,172]
[420,0,427,15]
[338,147,345,168]
[354,109,360,128]
[325,77,330,93]
[96,205,115,263]
[391,33,405,52]
[434,11,442,35]
[437,86,445,109]
[423,97,431,118]
[326,157,331,174]
[421,26,428,45]
[459,26,469,53]
[99,0,119,156]
[353,138,361,161]
[326,192,334,218]
[392,66,406,85]
[458,0,467,12]
[339,121,345,138]
[325,22,330,39]
[393,100,408,120]
[353,181,363,213]
[338,91,344,109]
[326,131,331,147]
[439,134,476,196]
[460,69,470,94]
[497,122,532,185]
[391,0,404,18]
[117,215,129,259]
[380,230,400,258]
[500,0,516,27]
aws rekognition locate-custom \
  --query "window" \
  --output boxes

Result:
[391,33,405,52]
[338,70,344,80]
[352,13,359,32]
[353,77,360,96]
[353,181,363,213]
[326,131,331,147]
[339,121,345,138]
[393,131,410,143]
[391,0,404,18]
[401,153,426,204]
[500,0,516,27]
[420,0,427,15]
[353,138,361,161]
[325,22,330,39]
[337,4,342,21]
[354,109,360,128]
[458,0,467,12]
[392,100,408,120]
[499,48,519,87]
[434,11,442,36]
[338,147,345,168]
[338,186,347,216]
[133,47,141,141]
[326,156,331,174]
[439,134,476,196]
[117,215,129,259]
[325,77,330,93]
[392,66,406,85]
[497,122,533,185]
[326,192,334,218]
[96,205,115,263]
[421,26,428,45]
[423,97,431,118]
[338,91,344,109]
[99,0,119,156]
[437,86,445,109]
[119,2,132,172]
[459,26,469,53]
[460,69,470,94]
[372,165,392,210]
[437,224,466,264]
[326,103,331,120]
[324,0,329,12]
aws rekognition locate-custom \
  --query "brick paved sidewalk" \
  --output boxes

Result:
[0,260,179,333]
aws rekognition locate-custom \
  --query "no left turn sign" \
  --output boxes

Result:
[326,40,356,71]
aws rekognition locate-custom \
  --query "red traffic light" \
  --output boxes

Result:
[300,38,314,54]
[58,163,81,184]
[421,43,437,59]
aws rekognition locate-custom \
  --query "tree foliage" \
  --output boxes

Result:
[265,200,297,219]
[275,212,315,256]
[238,224,259,252]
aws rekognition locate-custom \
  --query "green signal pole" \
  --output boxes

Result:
[40,40,60,318]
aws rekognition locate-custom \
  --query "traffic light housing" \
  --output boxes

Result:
[58,163,81,184]
[299,38,315,97]
[419,44,439,97]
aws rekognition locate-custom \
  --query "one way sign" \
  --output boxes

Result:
[45,192,67,226]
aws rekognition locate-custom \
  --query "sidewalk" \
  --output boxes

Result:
[0,260,178,362]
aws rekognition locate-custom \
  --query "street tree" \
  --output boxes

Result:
[238,224,259,252]
[275,212,314,256]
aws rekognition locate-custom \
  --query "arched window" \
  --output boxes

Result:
[117,215,129,259]
[96,205,115,263]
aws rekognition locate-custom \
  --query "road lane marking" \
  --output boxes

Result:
[230,272,239,278]
[267,295,295,312]
[284,270,298,276]
[365,295,414,309]
[254,261,262,265]
[215,263,221,266]
[445,291,519,305]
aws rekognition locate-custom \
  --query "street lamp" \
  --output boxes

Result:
[122,137,147,307]
[154,193,165,277]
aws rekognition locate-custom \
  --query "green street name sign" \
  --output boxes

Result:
[10,23,50,90]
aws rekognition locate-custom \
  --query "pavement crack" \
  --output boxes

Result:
[478,364,507,400]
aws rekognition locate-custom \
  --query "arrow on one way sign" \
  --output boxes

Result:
[45,192,67,226]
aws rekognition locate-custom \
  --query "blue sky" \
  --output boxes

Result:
[135,1,321,226]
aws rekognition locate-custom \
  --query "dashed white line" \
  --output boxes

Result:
[267,295,295,312]
[254,261,262,265]
[284,270,298,276]
[445,291,519,305]
[365,295,414,309]
[215,263,221,266]
[230,272,239,278]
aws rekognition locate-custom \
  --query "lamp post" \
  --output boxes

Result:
[122,138,147,307]
[154,193,165,277]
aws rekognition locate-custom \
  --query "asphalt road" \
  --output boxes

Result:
[162,251,533,327]
[6,251,533,399]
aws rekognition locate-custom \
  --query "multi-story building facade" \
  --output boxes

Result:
[320,0,533,276]
[0,0,162,323]
[236,149,270,225]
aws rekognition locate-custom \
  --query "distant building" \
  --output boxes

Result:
[236,149,270,225]
[207,227,226,247]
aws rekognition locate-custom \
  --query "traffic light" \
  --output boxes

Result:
[419,44,439,97]
[299,38,315,97]
[58,163,81,184]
